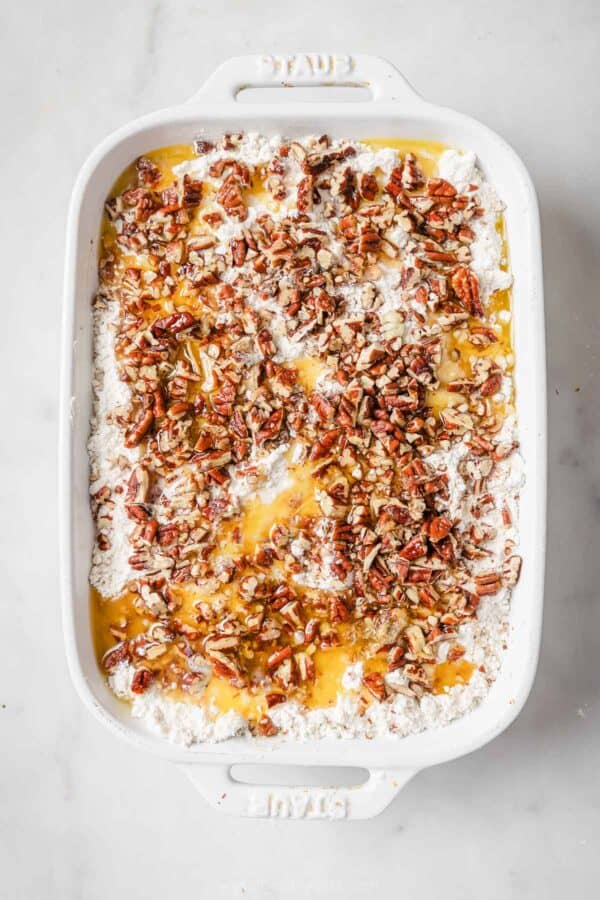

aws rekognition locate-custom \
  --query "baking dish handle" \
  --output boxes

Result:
[189,53,421,105]
[183,765,417,819]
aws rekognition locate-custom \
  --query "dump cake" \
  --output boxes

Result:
[89,133,522,744]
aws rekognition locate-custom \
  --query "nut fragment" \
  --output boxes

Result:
[92,132,519,734]
[362,672,386,702]
[131,667,154,693]
[256,715,279,736]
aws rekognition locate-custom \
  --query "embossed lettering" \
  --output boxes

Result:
[258,55,277,76]
[247,791,270,817]
[310,53,331,76]
[257,54,354,82]
[247,789,350,819]
[333,54,353,76]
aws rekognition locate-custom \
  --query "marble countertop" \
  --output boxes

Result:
[2,0,599,896]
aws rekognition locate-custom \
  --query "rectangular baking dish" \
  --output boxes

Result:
[60,54,546,819]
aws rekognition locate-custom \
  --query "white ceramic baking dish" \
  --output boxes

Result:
[60,54,546,819]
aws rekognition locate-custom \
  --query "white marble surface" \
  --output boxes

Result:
[2,0,599,896]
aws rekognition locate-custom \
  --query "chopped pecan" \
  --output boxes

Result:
[310,392,334,422]
[451,266,483,317]
[428,516,452,543]
[503,555,522,587]
[217,174,248,220]
[255,409,284,445]
[266,646,293,669]
[309,428,341,461]
[136,156,161,186]
[363,672,386,702]
[399,535,428,561]
[194,139,215,155]
[151,311,195,336]
[427,178,456,198]
[232,238,247,266]
[475,572,502,596]
[359,173,378,200]
[126,466,150,504]
[131,667,154,694]
[256,715,279,736]
[297,175,315,212]
[124,409,153,448]
[266,692,286,708]
[257,328,276,358]
[103,642,131,671]
[359,229,381,254]
[398,152,424,191]
[480,372,503,396]
[182,175,203,208]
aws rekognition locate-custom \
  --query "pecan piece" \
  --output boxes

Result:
[451,266,483,317]
[257,328,276,358]
[136,156,161,186]
[329,598,350,623]
[399,152,425,191]
[310,392,334,422]
[126,465,150,504]
[103,642,131,671]
[125,503,149,523]
[427,178,456,198]
[194,139,215,155]
[165,240,184,263]
[309,428,341,461]
[503,555,522,587]
[217,174,247,220]
[255,409,284,445]
[279,600,303,628]
[359,173,378,201]
[387,646,405,671]
[428,515,452,543]
[475,572,502,596]
[204,633,240,653]
[304,618,320,643]
[124,409,154,448]
[193,449,232,471]
[151,311,195,336]
[295,652,315,682]
[182,175,203,208]
[256,715,279,737]
[297,175,315,212]
[331,166,358,210]
[363,672,386,702]
[266,692,286,708]
[359,229,381,254]
[480,372,503,396]
[231,238,247,266]
[273,656,296,689]
[399,535,428,561]
[469,326,498,347]
[131,667,154,694]
[211,654,244,684]
[404,624,425,654]
[266,646,292,670]
[230,408,248,439]
[385,168,412,203]
[447,644,466,662]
